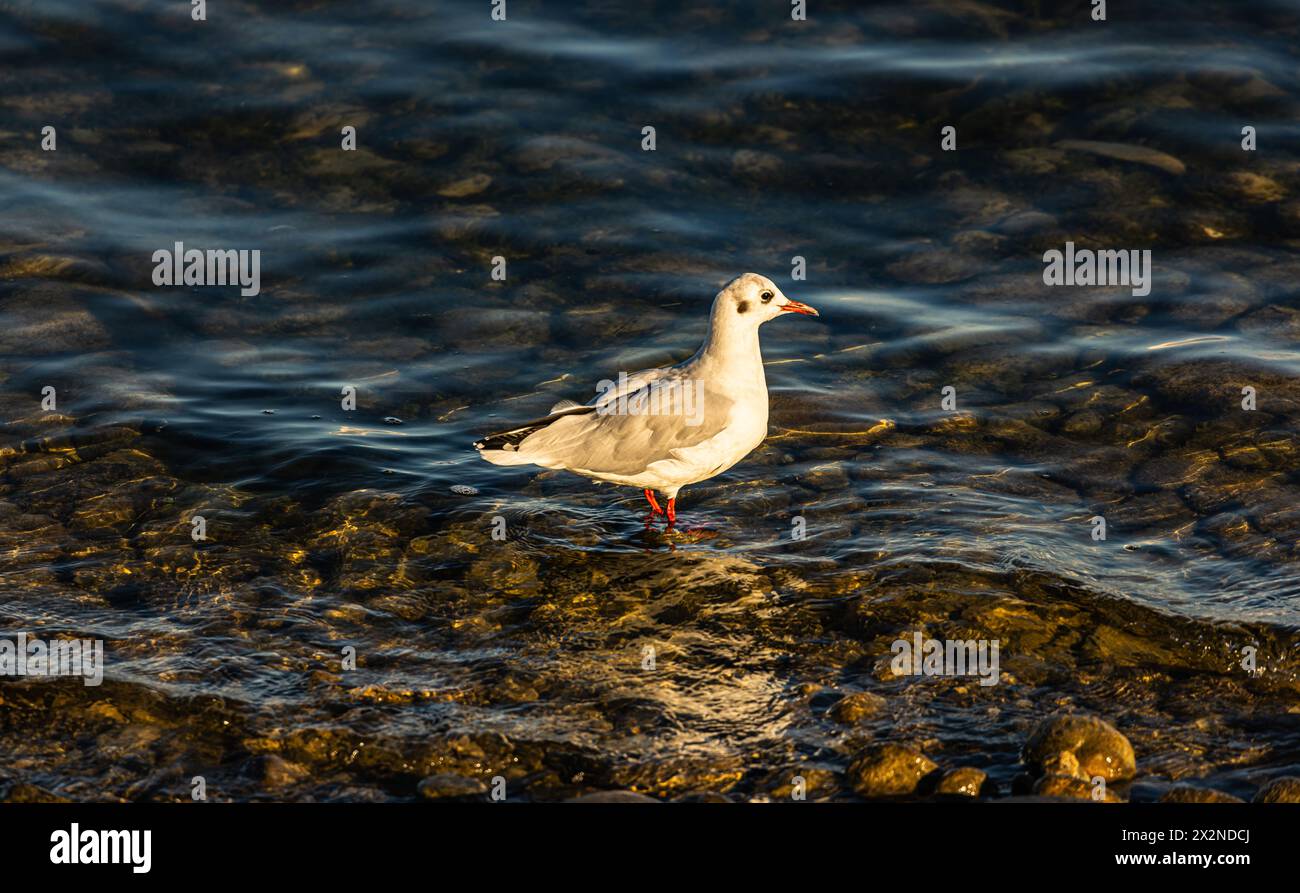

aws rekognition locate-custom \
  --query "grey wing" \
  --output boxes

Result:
[476,365,675,450]
[513,365,732,476]
[587,365,672,410]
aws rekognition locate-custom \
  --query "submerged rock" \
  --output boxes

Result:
[1023,715,1136,782]
[437,173,493,198]
[417,773,489,801]
[1223,171,1285,204]
[3,782,71,803]
[1055,140,1186,176]
[801,461,852,492]
[828,691,887,724]
[1160,786,1245,804]
[762,768,839,801]
[1033,774,1120,802]
[1252,777,1300,803]
[258,754,310,790]
[0,285,112,355]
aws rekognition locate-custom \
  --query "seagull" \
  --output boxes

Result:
[474,273,819,526]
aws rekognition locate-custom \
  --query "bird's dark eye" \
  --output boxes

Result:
[760,290,774,303]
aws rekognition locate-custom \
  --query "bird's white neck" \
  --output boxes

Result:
[692,311,765,386]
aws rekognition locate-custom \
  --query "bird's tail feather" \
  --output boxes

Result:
[474,422,549,453]
[477,446,543,466]
[474,403,596,464]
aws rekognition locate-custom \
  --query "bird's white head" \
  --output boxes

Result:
[712,272,819,328]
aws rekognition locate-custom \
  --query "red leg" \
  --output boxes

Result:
[665,498,676,526]
[643,489,664,515]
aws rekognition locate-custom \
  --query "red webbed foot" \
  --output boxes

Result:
[643,488,665,515]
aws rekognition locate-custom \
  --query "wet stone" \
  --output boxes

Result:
[2,782,72,803]
[417,773,489,801]
[1061,409,1104,438]
[828,691,886,724]
[0,285,112,355]
[1055,139,1186,176]
[801,461,851,492]
[433,203,502,240]
[934,767,988,798]
[1033,774,1120,802]
[938,182,1018,227]
[1183,469,1286,517]
[1084,625,1189,669]
[1039,750,1083,779]
[1223,171,1285,204]
[763,768,839,800]
[846,744,938,798]
[1104,492,1196,532]
[514,135,624,173]
[1252,777,1300,803]
[437,173,493,198]
[1132,451,1218,489]
[257,754,311,789]
[1160,786,1245,804]
[1023,714,1136,782]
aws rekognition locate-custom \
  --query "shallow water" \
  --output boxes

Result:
[2,0,1300,802]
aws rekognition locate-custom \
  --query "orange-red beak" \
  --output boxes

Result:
[780,299,819,317]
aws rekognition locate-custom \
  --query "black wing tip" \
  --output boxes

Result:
[474,404,596,452]
[474,431,528,452]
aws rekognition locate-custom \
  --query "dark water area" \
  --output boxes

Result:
[2,0,1299,802]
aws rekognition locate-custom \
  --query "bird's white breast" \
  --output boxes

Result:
[640,377,769,489]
